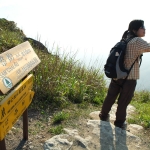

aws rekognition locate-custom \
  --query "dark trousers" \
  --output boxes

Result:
[100,79,136,124]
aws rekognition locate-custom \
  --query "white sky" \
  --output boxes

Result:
[1,0,150,52]
[1,0,150,90]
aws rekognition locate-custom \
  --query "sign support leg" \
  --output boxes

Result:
[23,109,28,140]
[0,138,6,150]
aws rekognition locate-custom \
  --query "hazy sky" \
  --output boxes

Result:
[1,0,150,90]
[1,0,150,52]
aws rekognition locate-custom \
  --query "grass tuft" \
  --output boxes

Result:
[128,91,150,128]
[48,125,64,135]
[52,111,69,124]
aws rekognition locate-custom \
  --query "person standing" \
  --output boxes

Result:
[99,19,150,129]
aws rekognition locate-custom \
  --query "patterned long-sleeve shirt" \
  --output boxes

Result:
[124,37,150,79]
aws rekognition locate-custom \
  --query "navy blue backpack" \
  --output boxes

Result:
[104,38,141,81]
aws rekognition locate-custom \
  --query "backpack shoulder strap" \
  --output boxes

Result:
[139,54,143,66]
[115,37,138,88]
[121,37,134,43]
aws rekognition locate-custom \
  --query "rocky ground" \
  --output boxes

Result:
[3,104,150,150]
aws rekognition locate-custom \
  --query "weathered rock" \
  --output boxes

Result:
[44,120,145,150]
[44,134,73,150]
[87,120,142,150]
[44,104,148,150]
[128,124,144,134]
[24,37,48,53]
[89,104,136,121]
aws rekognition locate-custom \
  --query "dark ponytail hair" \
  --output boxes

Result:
[122,19,144,40]
[122,30,129,39]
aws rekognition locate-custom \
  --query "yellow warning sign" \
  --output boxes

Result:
[0,74,33,122]
[0,41,41,94]
[0,91,34,140]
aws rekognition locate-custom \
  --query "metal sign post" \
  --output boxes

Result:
[0,139,6,150]
[23,109,28,140]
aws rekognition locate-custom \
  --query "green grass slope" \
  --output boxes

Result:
[0,18,150,130]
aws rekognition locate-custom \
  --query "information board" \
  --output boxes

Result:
[0,91,34,140]
[0,74,33,122]
[0,41,41,94]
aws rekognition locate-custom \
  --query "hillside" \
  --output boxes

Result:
[0,18,150,150]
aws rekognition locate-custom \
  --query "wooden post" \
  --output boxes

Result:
[0,138,6,150]
[23,109,28,140]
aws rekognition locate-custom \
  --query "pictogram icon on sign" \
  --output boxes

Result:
[2,77,13,89]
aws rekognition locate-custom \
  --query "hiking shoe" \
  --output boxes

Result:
[99,113,110,122]
[114,121,127,130]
